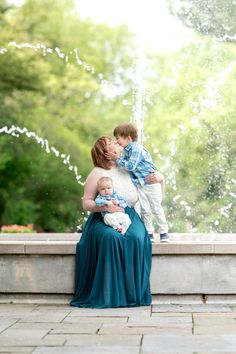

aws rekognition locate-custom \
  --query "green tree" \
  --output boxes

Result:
[167,0,236,41]
[0,0,135,231]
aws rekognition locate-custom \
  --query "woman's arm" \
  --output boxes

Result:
[145,171,165,196]
[83,169,123,213]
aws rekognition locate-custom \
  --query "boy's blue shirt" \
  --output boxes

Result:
[116,141,156,186]
[95,192,127,208]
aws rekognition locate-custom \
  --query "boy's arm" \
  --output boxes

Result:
[116,146,142,172]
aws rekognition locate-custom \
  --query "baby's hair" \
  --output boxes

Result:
[113,123,138,141]
[97,176,113,189]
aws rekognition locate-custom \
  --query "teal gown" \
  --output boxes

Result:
[70,207,152,308]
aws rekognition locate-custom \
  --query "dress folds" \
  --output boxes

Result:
[70,207,152,308]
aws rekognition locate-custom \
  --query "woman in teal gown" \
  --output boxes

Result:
[70,137,159,308]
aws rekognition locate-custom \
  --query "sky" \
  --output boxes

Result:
[9,0,193,52]
[75,0,193,52]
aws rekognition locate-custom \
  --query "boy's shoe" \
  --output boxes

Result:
[160,233,170,243]
[148,234,155,243]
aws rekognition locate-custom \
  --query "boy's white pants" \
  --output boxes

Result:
[103,212,131,234]
[137,183,168,234]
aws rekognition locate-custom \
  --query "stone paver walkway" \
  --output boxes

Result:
[0,301,236,353]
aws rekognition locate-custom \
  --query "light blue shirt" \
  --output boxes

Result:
[116,141,156,186]
[95,192,127,209]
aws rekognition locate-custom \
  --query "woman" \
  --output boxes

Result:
[70,136,161,308]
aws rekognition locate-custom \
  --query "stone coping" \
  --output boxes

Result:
[0,233,236,255]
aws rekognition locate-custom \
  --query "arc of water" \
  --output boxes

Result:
[0,125,84,186]
[0,41,121,97]
[131,47,147,143]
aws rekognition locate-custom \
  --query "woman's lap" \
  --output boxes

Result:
[70,207,152,308]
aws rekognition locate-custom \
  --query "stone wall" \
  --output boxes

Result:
[0,233,236,295]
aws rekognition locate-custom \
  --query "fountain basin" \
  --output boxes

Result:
[0,233,236,295]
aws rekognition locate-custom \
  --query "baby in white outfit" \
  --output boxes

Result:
[95,176,131,235]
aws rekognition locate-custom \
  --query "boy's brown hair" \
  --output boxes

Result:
[113,123,138,141]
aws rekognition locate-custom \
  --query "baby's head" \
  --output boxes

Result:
[97,177,113,197]
[113,123,138,147]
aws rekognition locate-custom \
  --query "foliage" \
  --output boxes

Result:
[0,0,235,233]
[167,0,236,41]
[0,0,134,231]
[144,36,236,232]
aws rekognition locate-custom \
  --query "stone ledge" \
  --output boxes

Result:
[0,233,236,255]
[1,234,236,295]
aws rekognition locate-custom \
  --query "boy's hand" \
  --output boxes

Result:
[112,200,119,206]
[145,171,164,184]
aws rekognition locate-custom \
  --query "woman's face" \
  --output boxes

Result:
[105,138,123,156]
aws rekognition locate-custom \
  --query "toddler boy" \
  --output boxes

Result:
[112,123,169,242]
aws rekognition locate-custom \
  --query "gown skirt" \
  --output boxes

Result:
[70,207,152,308]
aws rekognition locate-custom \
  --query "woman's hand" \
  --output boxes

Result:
[105,200,115,207]
[105,151,119,160]
[145,171,164,184]
[105,143,123,160]
[106,205,124,213]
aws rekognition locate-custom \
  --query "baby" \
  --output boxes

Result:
[95,176,131,235]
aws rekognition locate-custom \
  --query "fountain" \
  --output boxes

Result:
[0,0,235,302]
[0,0,235,235]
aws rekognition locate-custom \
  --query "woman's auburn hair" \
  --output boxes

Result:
[91,136,113,169]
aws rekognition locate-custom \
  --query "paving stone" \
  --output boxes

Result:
[33,346,140,354]
[0,347,34,353]
[0,304,37,311]
[194,324,236,335]
[128,316,192,325]
[59,334,141,346]
[19,313,68,323]
[32,305,72,312]
[0,319,19,333]
[8,323,69,331]
[193,312,236,318]
[10,321,123,332]
[151,312,192,317]
[196,352,236,354]
[141,334,236,352]
[0,328,48,339]
[37,333,141,348]
[0,294,72,305]
[68,306,151,317]
[193,317,236,325]
[99,323,192,335]
[1,303,236,353]
[11,321,128,335]
[50,324,99,334]
[63,315,128,323]
[151,294,204,304]
[0,336,65,347]
[0,304,37,318]
[152,304,232,313]
[142,352,193,354]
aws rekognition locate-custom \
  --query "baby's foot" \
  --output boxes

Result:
[117,226,122,233]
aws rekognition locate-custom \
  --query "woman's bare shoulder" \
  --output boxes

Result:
[86,167,103,182]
